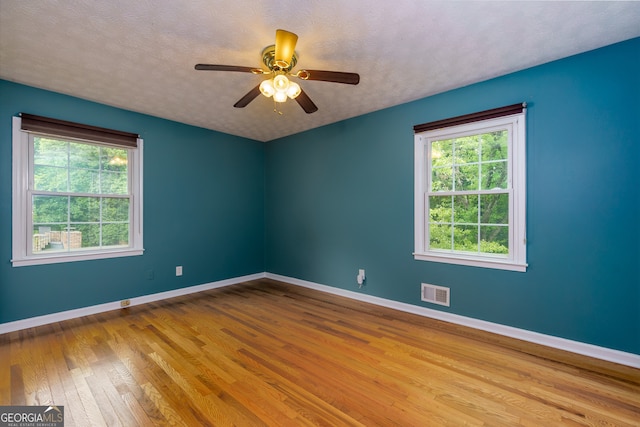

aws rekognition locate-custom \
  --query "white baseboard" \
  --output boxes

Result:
[0,272,266,335]
[3,271,638,369]
[266,273,640,369]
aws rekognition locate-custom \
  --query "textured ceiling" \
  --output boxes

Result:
[1,1,640,142]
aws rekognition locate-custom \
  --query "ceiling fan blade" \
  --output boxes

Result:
[274,29,298,68]
[297,69,360,85]
[233,85,262,108]
[195,64,264,74]
[294,89,318,114]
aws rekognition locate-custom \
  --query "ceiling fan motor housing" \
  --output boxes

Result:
[262,45,297,72]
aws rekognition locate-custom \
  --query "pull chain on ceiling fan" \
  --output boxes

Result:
[195,29,360,114]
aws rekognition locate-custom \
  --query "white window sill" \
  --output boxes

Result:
[12,248,144,267]
[414,252,527,272]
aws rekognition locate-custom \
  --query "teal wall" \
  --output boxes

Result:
[266,38,640,355]
[0,80,266,323]
[2,38,638,356]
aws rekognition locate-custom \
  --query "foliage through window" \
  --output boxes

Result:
[414,106,526,271]
[33,136,130,251]
[12,116,143,266]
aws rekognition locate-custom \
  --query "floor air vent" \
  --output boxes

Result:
[421,283,450,307]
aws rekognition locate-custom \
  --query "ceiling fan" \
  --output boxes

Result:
[195,29,360,114]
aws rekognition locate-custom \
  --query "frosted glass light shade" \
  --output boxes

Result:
[260,79,275,97]
[273,91,287,103]
[273,75,290,91]
[286,82,301,99]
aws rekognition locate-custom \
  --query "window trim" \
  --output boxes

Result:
[414,109,527,272]
[11,116,144,267]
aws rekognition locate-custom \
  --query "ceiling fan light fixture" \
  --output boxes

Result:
[260,75,299,102]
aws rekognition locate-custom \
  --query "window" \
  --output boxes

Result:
[12,114,143,266]
[414,104,527,272]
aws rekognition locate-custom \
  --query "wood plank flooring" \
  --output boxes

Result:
[1,278,639,426]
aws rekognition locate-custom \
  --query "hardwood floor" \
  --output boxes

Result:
[1,278,638,426]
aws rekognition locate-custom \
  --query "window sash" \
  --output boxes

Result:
[426,190,512,257]
[28,193,133,256]
[27,133,134,255]
[425,123,513,256]
[29,134,131,195]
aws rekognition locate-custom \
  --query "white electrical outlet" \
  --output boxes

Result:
[176,266,183,276]
[357,269,366,287]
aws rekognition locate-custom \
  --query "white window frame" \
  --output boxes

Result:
[11,116,144,267]
[414,112,527,272]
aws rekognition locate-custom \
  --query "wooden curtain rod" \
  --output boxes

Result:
[413,103,526,134]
